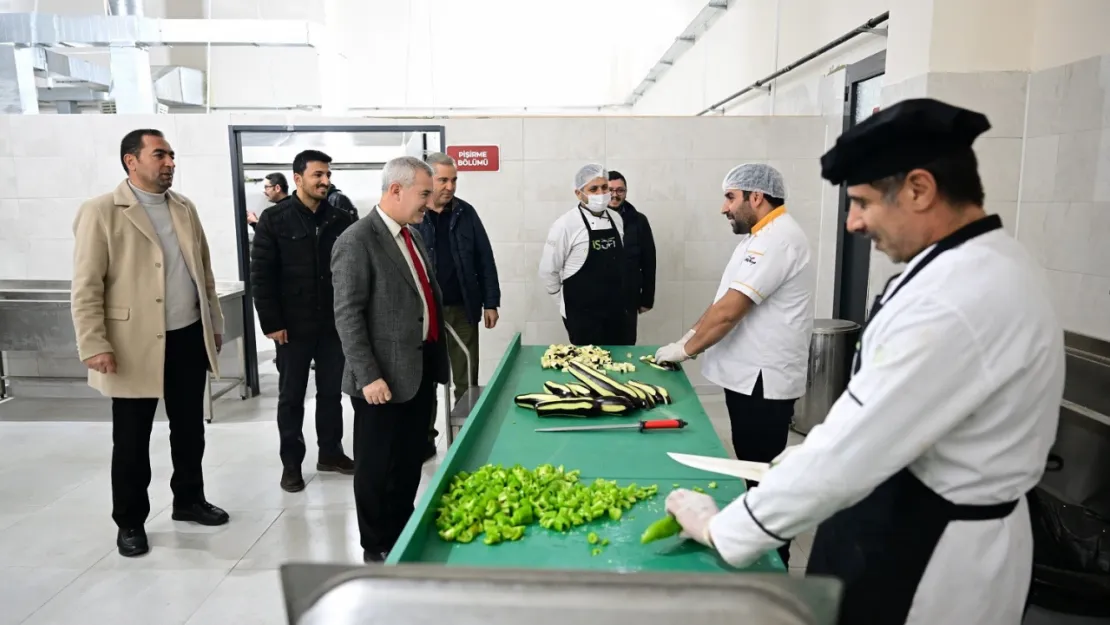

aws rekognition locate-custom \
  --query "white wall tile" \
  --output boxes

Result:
[767,117,829,159]
[470,200,524,243]
[637,317,683,346]
[603,160,687,202]
[990,202,1020,237]
[7,115,97,160]
[1042,203,1110,277]
[522,118,605,161]
[1046,269,1110,341]
[90,116,177,163]
[1094,129,1110,203]
[492,281,528,324]
[684,202,739,243]
[1053,130,1101,202]
[15,158,100,200]
[687,117,771,160]
[0,115,12,157]
[459,161,525,204]
[1014,201,1051,264]
[0,238,28,278]
[490,243,528,283]
[1058,56,1106,134]
[174,155,235,204]
[633,201,686,283]
[605,117,694,161]
[522,160,584,203]
[172,114,232,157]
[926,71,1029,138]
[443,118,524,161]
[976,138,1024,203]
[0,157,16,199]
[1020,135,1060,202]
[523,321,569,346]
[645,280,684,325]
[766,158,823,202]
[522,201,570,243]
[526,279,564,324]
[682,281,719,327]
[24,239,75,279]
[684,240,736,283]
[15,199,83,239]
[1025,64,1065,138]
[685,159,762,202]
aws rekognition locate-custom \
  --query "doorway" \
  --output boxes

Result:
[227,125,447,396]
[832,50,886,325]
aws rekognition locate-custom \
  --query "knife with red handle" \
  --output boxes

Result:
[535,419,688,433]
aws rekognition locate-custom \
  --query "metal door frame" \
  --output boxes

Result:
[227,124,447,397]
[831,50,886,324]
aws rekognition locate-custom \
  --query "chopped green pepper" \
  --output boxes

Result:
[708,482,718,489]
[640,515,683,544]
[587,532,599,545]
[591,547,603,556]
[692,486,705,493]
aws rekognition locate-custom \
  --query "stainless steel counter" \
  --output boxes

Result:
[280,564,843,625]
[0,279,257,420]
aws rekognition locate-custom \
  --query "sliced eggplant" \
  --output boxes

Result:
[566,382,593,397]
[515,393,561,409]
[568,361,639,403]
[543,381,575,397]
[653,385,672,404]
[627,381,658,409]
[595,396,636,414]
[535,398,602,418]
[639,355,681,371]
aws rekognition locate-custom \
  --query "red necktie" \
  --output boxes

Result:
[401,228,439,342]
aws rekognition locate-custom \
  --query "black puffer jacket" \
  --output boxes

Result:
[250,193,355,338]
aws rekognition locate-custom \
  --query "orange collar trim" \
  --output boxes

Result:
[751,206,787,235]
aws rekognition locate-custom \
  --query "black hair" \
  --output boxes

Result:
[292,149,332,175]
[608,170,627,184]
[741,190,785,208]
[119,128,164,173]
[265,172,289,194]
[870,148,985,207]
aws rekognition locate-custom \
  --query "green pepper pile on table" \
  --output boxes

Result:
[435,463,659,546]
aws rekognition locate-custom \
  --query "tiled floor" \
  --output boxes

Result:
[0,359,811,624]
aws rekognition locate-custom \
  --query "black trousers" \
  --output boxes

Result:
[351,346,437,553]
[276,332,345,466]
[562,313,635,347]
[724,373,797,566]
[111,320,208,529]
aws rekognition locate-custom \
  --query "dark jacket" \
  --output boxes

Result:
[618,201,657,309]
[327,185,359,221]
[413,197,501,326]
[250,193,356,338]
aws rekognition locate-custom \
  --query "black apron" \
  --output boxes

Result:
[806,215,1018,625]
[562,207,629,346]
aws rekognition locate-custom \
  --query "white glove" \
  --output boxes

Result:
[680,328,696,345]
[665,489,720,547]
[771,443,801,466]
[655,341,691,364]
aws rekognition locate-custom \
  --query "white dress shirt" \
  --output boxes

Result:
[699,207,814,400]
[538,205,625,317]
[706,225,1064,624]
[376,205,431,341]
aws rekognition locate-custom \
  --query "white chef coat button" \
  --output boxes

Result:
[156,298,163,303]
[155,262,162,268]
[156,333,164,339]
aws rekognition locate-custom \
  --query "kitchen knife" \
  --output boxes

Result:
[667,452,770,481]
[536,419,688,433]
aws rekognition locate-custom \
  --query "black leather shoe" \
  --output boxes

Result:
[281,466,306,492]
[117,527,149,557]
[172,501,230,526]
[317,454,355,475]
[363,550,388,563]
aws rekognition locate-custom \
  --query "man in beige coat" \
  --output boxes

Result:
[71,128,230,558]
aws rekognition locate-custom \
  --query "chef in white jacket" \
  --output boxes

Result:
[665,99,1065,625]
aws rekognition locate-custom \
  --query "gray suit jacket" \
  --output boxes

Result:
[331,209,450,403]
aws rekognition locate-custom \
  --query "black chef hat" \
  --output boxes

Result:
[820,98,991,186]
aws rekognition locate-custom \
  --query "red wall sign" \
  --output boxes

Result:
[447,145,500,172]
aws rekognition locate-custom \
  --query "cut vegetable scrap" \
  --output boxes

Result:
[708,482,718,489]
[639,354,681,372]
[435,463,659,546]
[641,515,683,544]
[541,344,636,373]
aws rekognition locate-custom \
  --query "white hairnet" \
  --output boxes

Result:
[721,163,787,199]
[574,163,608,191]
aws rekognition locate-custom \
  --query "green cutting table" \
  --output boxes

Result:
[388,334,785,573]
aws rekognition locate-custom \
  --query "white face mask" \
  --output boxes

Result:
[584,193,611,212]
